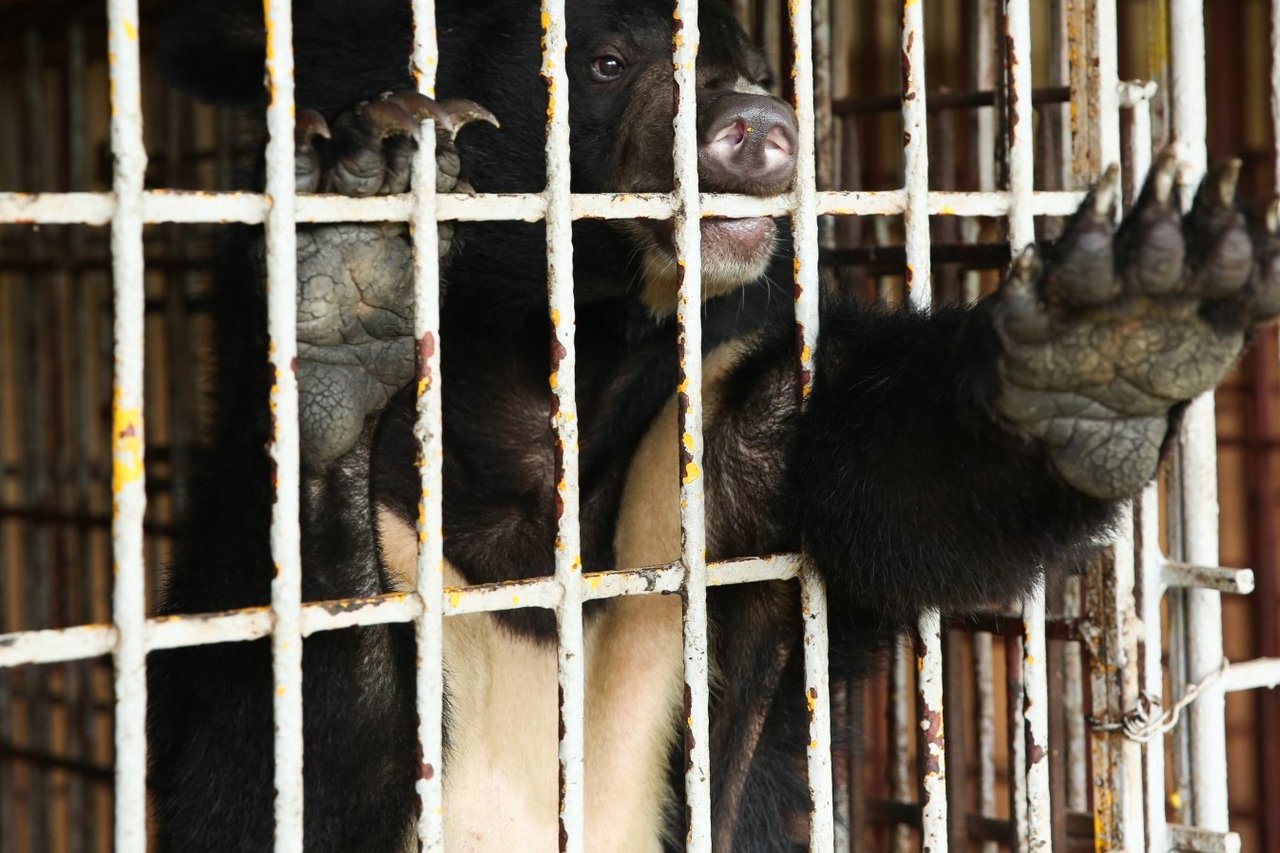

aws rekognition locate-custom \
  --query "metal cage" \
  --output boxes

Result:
[1,0,1280,851]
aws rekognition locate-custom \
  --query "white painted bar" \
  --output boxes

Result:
[671,0,711,848]
[104,0,148,848]
[538,1,588,849]
[1169,0,1230,834]
[787,0,834,844]
[407,1,447,848]
[260,0,306,848]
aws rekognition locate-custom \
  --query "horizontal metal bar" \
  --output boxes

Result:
[0,624,116,667]
[0,189,1091,226]
[1163,561,1255,595]
[1221,657,1280,693]
[1167,825,1242,853]
[0,555,804,668]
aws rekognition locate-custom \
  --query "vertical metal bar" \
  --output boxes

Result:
[973,631,998,853]
[1169,0,1230,835]
[902,0,931,309]
[671,1,711,849]
[888,641,913,853]
[105,0,149,848]
[541,0,587,849]
[261,0,305,847]
[918,610,947,853]
[901,1,942,846]
[1135,482,1168,853]
[1021,593,1052,852]
[788,0,834,845]
[1005,0,1034,251]
[942,631,967,850]
[1094,0,1122,171]
[1061,577,1088,816]
[1006,632,1029,849]
[408,2,446,850]
[1004,3,1051,849]
[1086,508,1146,853]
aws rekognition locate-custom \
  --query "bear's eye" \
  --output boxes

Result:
[590,54,626,82]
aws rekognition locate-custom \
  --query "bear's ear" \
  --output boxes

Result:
[160,0,416,113]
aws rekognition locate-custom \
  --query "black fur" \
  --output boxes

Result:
[149,2,1134,851]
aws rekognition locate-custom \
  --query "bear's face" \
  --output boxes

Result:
[561,0,798,313]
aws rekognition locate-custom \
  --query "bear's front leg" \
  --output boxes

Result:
[290,92,497,466]
[994,152,1280,499]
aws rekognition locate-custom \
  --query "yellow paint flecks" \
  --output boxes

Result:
[681,432,695,453]
[939,205,955,215]
[681,460,700,485]
[122,19,138,41]
[549,371,559,391]
[540,11,551,30]
[799,345,811,365]
[449,591,461,608]
[805,692,815,713]
[111,398,144,493]
[276,685,286,697]
[588,575,601,590]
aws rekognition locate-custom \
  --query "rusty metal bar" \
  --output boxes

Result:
[0,186,1101,225]
[407,1,446,849]
[539,0,588,848]
[918,610,947,853]
[671,0,711,847]
[260,0,305,847]
[787,0,834,844]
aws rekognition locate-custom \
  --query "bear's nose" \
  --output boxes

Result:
[696,93,798,195]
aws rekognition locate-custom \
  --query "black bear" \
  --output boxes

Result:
[148,0,1280,850]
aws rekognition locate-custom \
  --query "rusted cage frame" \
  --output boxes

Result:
[1,0,1277,851]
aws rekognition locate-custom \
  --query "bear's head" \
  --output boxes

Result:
[443,0,797,313]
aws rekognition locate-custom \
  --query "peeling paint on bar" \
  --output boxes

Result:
[407,2,447,848]
[901,0,931,308]
[105,0,149,848]
[1086,506,1146,851]
[1021,590,1051,852]
[786,0,834,843]
[917,608,947,853]
[1004,3,1051,849]
[537,0,588,848]
[260,0,306,848]
[0,555,806,672]
[0,188,1102,227]
[670,0,711,848]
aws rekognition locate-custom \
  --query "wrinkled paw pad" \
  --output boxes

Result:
[992,150,1280,499]
[294,92,498,197]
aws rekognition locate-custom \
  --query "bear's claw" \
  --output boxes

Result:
[289,90,493,466]
[993,150,1280,499]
